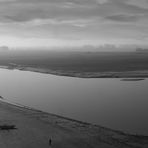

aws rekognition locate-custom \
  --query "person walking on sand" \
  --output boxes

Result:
[49,138,52,146]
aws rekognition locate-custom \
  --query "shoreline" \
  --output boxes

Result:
[0,64,148,147]
[1,64,148,79]
[0,98,148,148]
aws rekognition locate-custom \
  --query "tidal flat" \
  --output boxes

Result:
[0,98,148,148]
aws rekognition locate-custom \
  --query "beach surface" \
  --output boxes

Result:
[0,99,148,148]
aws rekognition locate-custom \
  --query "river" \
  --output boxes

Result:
[0,68,147,135]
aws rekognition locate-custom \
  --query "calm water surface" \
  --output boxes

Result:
[0,68,147,135]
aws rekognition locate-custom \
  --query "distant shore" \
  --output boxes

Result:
[0,98,148,148]
[1,64,148,79]
[121,78,145,81]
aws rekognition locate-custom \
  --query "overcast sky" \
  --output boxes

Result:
[0,0,148,48]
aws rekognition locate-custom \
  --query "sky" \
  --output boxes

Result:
[0,0,148,48]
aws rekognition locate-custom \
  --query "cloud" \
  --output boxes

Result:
[127,0,148,9]
[0,2,96,22]
[16,18,96,27]
[0,0,17,2]
[0,0,147,47]
[0,0,146,24]
[105,14,143,22]
[96,0,108,4]
[114,0,148,14]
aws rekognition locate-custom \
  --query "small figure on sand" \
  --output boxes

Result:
[49,138,52,146]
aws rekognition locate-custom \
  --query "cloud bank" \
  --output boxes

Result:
[0,0,148,47]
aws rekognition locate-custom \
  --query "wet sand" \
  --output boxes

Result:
[0,99,148,148]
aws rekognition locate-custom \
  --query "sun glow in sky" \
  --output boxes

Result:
[0,0,148,48]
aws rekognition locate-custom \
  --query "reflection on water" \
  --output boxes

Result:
[0,68,147,135]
